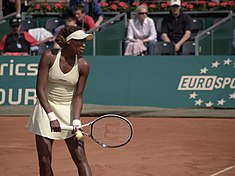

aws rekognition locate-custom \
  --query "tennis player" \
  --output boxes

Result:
[27,26,93,176]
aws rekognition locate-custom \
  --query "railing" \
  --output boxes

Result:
[0,12,17,24]
[194,12,235,56]
[86,12,128,56]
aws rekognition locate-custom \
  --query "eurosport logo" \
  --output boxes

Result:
[177,58,235,107]
[178,76,234,90]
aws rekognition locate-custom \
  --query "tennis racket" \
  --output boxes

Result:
[61,114,133,148]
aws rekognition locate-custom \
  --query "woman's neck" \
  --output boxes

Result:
[61,48,75,60]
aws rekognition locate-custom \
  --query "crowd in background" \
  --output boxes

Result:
[0,0,234,56]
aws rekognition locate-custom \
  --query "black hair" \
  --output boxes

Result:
[55,26,82,48]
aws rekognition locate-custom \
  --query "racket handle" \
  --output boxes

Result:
[61,125,74,131]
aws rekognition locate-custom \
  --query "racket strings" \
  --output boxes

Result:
[92,117,132,147]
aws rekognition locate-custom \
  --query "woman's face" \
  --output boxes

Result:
[69,38,87,54]
[137,8,148,23]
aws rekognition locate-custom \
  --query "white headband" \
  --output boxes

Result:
[66,30,93,41]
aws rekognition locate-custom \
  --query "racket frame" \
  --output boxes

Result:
[61,114,133,148]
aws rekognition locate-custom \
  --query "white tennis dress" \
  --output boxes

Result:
[27,50,79,140]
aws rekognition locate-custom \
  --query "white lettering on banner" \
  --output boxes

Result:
[9,88,22,105]
[0,89,5,104]
[178,76,235,90]
[0,88,36,105]
[0,59,38,76]
[24,89,36,105]
[27,64,38,76]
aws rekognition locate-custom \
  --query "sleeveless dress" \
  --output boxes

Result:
[27,50,79,140]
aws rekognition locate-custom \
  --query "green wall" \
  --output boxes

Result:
[0,55,234,108]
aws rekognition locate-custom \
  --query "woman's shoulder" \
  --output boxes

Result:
[78,56,89,65]
[42,48,59,57]
[40,48,59,63]
[78,57,90,74]
[39,48,60,67]
[78,57,90,67]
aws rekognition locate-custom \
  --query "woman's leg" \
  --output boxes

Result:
[65,137,92,176]
[35,135,54,176]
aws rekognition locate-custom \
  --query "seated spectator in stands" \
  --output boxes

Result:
[0,17,55,56]
[161,0,192,54]
[54,16,78,36]
[70,0,104,27]
[54,16,78,49]
[73,5,96,32]
[124,5,157,56]
[0,17,38,56]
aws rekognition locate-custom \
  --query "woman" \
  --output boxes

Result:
[27,26,93,176]
[124,5,157,56]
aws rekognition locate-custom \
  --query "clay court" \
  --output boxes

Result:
[1,116,235,176]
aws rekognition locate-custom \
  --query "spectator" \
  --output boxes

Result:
[70,0,104,27]
[0,17,38,56]
[74,5,96,32]
[161,0,192,54]
[54,16,78,48]
[55,16,78,36]
[124,5,157,56]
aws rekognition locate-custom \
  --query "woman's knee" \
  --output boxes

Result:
[39,156,51,168]
[74,146,87,163]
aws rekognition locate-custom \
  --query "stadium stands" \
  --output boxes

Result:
[20,19,39,31]
[182,41,195,55]
[154,41,176,55]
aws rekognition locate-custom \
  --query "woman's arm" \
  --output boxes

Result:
[36,50,60,130]
[36,50,53,113]
[143,18,157,42]
[72,58,90,121]
[127,20,135,42]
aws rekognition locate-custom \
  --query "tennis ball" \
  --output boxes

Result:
[75,130,83,140]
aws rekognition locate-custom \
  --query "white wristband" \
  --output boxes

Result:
[47,112,58,121]
[73,119,82,128]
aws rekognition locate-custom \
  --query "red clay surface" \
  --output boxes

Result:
[1,116,235,176]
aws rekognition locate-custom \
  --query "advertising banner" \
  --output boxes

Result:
[0,56,234,108]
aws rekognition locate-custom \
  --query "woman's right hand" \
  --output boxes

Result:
[47,112,61,132]
[50,120,61,132]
